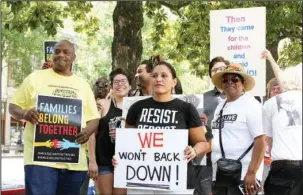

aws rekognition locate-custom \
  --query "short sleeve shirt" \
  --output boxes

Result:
[126,97,202,130]
[211,93,264,181]
[126,97,202,189]
[11,69,99,171]
[262,90,302,161]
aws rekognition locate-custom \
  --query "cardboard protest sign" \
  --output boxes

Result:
[33,95,82,163]
[210,7,266,96]
[44,41,58,63]
[114,128,188,191]
[121,95,204,127]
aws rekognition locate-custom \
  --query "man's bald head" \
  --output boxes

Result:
[54,40,76,55]
[52,40,76,74]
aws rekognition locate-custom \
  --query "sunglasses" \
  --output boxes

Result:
[222,76,243,84]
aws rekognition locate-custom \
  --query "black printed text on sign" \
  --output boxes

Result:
[114,128,188,191]
[33,95,82,163]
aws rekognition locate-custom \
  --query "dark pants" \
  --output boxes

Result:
[212,182,243,195]
[25,165,86,195]
[194,165,213,195]
[264,160,302,195]
[80,157,90,195]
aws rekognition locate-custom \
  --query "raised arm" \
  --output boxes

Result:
[261,49,285,92]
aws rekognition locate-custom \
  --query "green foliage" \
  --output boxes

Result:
[278,39,302,68]
[143,1,210,93]
[2,1,107,87]
[64,2,99,37]
[67,2,116,87]
[3,1,99,37]
[3,1,301,93]
[146,1,302,79]
[2,26,52,85]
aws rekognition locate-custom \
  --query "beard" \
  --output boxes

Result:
[136,77,148,89]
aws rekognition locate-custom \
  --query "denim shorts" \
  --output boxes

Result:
[98,166,114,175]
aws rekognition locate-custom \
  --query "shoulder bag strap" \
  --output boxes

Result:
[219,101,227,158]
[219,101,254,160]
[238,142,254,161]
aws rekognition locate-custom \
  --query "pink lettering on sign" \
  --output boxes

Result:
[226,16,246,23]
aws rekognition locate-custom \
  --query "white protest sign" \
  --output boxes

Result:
[114,128,188,191]
[210,7,266,96]
[121,95,204,127]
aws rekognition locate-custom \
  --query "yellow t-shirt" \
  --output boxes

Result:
[11,69,99,171]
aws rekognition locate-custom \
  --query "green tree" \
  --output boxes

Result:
[3,1,99,37]
[2,26,53,85]
[3,1,302,90]
[1,1,102,86]
[149,1,302,82]
[112,1,143,88]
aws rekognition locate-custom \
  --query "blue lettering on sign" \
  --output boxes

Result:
[237,25,255,31]
[220,26,235,33]
[247,69,257,76]
[46,46,54,54]
[233,53,246,59]
[239,61,248,67]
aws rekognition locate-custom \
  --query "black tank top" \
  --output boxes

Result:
[95,100,122,167]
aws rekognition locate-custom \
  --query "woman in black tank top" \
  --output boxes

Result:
[88,68,131,195]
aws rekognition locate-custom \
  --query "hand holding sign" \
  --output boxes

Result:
[75,128,92,144]
[261,49,274,62]
[42,61,54,69]
[23,107,39,124]
[112,155,118,167]
[184,146,197,162]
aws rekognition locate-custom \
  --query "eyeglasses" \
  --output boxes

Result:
[222,76,243,84]
[113,79,128,85]
[211,66,226,73]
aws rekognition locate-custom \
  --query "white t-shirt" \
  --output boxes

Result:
[211,93,264,181]
[262,90,302,161]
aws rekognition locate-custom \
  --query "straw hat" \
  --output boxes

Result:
[211,63,255,91]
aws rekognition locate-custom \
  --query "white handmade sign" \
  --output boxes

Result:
[210,7,266,96]
[114,128,188,191]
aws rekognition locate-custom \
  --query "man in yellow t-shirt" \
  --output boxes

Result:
[9,40,99,195]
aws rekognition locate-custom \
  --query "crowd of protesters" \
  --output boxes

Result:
[9,39,302,195]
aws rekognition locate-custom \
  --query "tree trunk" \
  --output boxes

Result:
[112,1,143,87]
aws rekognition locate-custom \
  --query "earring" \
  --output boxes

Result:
[172,87,175,94]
